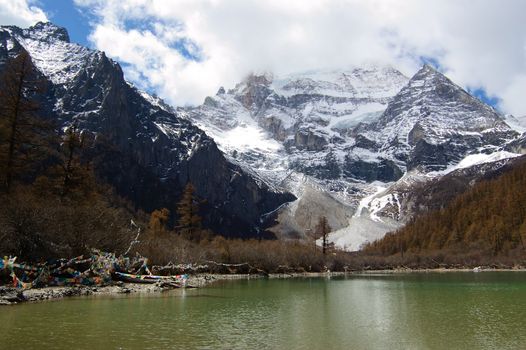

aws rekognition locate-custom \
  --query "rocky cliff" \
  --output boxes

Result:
[184,61,523,248]
[0,22,294,237]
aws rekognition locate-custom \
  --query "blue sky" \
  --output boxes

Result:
[38,0,91,47]
[420,56,500,108]
[1,0,525,113]
[39,1,199,64]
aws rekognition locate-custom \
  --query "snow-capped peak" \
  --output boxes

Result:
[356,64,518,173]
[23,22,70,43]
[273,65,408,99]
[2,22,94,86]
[185,64,410,187]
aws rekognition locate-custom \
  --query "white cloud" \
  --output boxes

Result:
[63,1,526,116]
[0,0,47,27]
[501,74,526,117]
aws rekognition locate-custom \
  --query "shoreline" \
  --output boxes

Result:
[1,268,525,305]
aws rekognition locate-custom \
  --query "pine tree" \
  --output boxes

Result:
[315,216,331,255]
[60,123,85,197]
[176,182,202,241]
[364,159,526,257]
[0,51,52,192]
[148,208,170,238]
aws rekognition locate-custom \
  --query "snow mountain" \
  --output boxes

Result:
[0,22,294,237]
[360,64,515,172]
[184,66,409,185]
[2,21,523,248]
[185,63,523,249]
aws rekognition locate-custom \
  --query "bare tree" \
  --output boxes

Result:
[0,51,52,192]
[315,216,331,255]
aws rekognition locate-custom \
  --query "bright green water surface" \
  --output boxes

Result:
[1,272,525,350]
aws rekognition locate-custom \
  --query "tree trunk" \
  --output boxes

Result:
[5,61,25,192]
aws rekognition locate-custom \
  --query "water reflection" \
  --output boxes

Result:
[1,273,525,350]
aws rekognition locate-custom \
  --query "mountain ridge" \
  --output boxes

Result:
[2,21,524,248]
[0,21,295,237]
[184,59,523,247]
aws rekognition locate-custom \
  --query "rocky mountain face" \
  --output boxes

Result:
[3,22,523,248]
[184,61,523,249]
[359,64,516,172]
[399,154,526,219]
[184,66,409,184]
[0,22,294,237]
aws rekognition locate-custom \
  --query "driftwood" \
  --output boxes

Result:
[151,260,268,275]
[151,263,210,275]
[1,250,186,289]
[123,220,141,256]
[205,261,250,268]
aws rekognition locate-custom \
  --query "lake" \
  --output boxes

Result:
[1,272,525,349]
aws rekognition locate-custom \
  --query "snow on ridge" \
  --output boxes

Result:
[137,89,175,113]
[427,150,521,177]
[455,151,520,169]
[503,114,526,133]
[9,26,93,86]
[272,65,409,99]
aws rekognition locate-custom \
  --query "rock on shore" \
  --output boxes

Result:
[0,274,251,305]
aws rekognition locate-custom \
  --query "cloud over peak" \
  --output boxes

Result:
[0,0,47,27]
[3,0,526,116]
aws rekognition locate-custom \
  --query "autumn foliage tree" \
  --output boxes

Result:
[148,208,170,238]
[364,158,526,257]
[176,182,203,241]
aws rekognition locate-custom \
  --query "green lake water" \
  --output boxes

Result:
[1,272,525,350]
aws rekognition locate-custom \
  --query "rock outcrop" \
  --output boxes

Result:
[0,22,294,237]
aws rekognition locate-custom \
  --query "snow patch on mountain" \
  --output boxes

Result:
[273,66,408,99]
[6,22,94,86]
[503,114,526,133]
[137,90,175,114]
[202,120,282,155]
[319,215,400,251]
[428,150,521,177]
[353,185,387,218]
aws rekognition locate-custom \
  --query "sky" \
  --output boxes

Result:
[1,0,526,116]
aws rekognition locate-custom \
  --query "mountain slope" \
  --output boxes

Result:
[186,62,522,247]
[184,66,409,185]
[0,22,294,237]
[359,64,516,172]
[182,66,411,237]
[364,155,526,256]
[4,21,522,246]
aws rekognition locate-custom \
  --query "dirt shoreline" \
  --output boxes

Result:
[1,268,525,305]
